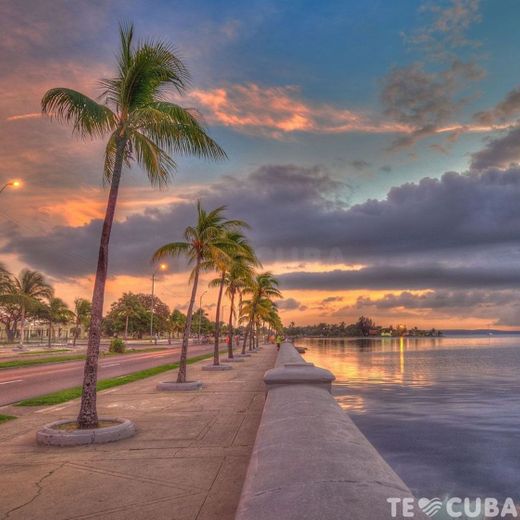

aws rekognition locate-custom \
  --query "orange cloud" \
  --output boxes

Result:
[187,83,412,138]
[186,83,515,140]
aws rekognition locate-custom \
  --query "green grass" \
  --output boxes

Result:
[16,352,215,407]
[0,354,86,369]
[0,347,168,370]
[0,414,16,424]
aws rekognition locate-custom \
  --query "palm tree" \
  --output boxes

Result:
[212,246,256,359]
[208,230,256,364]
[153,202,246,382]
[42,24,225,428]
[4,270,54,346]
[116,293,141,340]
[41,297,74,347]
[72,298,91,346]
[241,272,281,354]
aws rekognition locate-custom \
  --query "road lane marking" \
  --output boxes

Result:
[0,379,23,385]
[101,363,121,368]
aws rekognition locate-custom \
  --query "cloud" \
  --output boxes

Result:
[277,298,304,311]
[350,160,371,171]
[186,83,412,138]
[407,0,481,54]
[381,61,485,149]
[470,127,520,170]
[8,164,520,280]
[473,87,520,126]
[277,265,520,291]
[321,296,344,304]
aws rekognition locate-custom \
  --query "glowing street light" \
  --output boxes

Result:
[150,263,168,342]
[0,180,22,194]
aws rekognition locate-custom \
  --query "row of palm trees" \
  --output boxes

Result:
[153,201,283,382]
[0,266,91,346]
[41,22,283,428]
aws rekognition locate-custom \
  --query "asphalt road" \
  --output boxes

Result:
[0,343,214,406]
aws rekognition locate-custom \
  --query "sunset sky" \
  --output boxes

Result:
[3,0,520,329]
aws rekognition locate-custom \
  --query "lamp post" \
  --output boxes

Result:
[0,180,21,195]
[198,290,208,342]
[150,263,167,343]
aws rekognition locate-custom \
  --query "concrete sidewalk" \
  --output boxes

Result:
[0,346,276,520]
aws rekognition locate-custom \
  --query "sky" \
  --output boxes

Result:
[3,0,520,329]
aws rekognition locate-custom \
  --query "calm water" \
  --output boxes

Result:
[298,335,520,501]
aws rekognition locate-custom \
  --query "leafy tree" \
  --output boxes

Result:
[356,315,376,336]
[42,23,225,428]
[103,293,170,338]
[168,309,186,343]
[153,202,245,381]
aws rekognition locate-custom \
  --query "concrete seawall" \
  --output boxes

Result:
[235,342,426,520]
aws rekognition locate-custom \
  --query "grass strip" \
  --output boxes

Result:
[0,348,168,370]
[0,414,16,424]
[16,352,214,407]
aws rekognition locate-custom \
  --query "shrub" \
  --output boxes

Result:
[109,338,126,353]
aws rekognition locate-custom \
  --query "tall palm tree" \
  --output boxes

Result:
[72,298,91,346]
[5,270,54,346]
[42,24,225,428]
[241,272,281,354]
[153,202,245,382]
[208,230,256,364]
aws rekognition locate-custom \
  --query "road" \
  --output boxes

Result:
[0,343,214,406]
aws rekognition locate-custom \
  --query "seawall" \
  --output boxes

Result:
[235,341,426,520]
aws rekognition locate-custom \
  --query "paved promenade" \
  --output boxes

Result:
[0,346,276,520]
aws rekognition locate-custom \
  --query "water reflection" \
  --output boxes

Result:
[298,335,520,502]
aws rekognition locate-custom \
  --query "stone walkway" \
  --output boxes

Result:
[0,347,276,520]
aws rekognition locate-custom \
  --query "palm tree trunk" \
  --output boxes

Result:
[77,136,126,429]
[124,314,129,340]
[19,305,26,346]
[242,318,252,355]
[213,271,225,365]
[48,320,52,348]
[178,257,201,383]
[227,289,235,359]
[73,316,79,347]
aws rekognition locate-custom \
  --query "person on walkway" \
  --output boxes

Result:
[276,334,284,351]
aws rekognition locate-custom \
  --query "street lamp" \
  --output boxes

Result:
[150,263,167,343]
[198,290,208,342]
[0,180,22,195]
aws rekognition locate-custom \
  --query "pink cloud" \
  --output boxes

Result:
[186,83,507,140]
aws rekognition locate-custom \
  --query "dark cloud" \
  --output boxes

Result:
[473,87,520,126]
[321,296,344,304]
[278,265,520,291]
[470,126,520,170]
[381,61,484,149]
[277,298,303,311]
[380,165,392,173]
[7,165,520,280]
[350,160,371,171]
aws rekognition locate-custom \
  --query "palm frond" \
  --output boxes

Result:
[41,88,115,138]
[130,130,177,186]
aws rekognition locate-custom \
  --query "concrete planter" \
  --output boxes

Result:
[156,380,202,391]
[224,357,244,363]
[37,417,136,447]
[202,364,232,371]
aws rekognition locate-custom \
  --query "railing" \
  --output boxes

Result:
[235,342,425,520]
